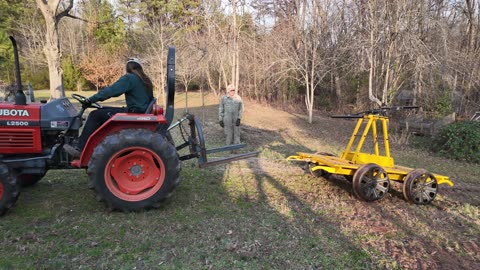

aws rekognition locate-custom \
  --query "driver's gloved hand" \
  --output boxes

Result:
[81,97,92,108]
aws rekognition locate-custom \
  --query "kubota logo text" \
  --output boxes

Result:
[0,109,30,117]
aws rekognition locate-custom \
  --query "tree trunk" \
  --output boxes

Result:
[44,20,64,99]
[366,0,383,107]
[206,63,218,96]
[333,68,342,106]
[36,0,73,99]
[231,0,240,92]
[368,38,382,106]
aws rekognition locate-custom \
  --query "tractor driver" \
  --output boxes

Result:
[63,58,154,158]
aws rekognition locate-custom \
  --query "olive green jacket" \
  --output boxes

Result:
[89,73,152,113]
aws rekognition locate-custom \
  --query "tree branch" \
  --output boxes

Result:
[56,0,73,19]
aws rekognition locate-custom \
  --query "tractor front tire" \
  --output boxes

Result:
[87,129,181,212]
[0,164,19,216]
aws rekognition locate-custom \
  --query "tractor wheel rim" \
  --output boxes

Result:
[105,147,165,202]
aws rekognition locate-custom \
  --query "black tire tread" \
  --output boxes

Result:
[0,164,19,216]
[17,173,45,187]
[87,129,181,211]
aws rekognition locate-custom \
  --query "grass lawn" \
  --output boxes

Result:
[0,90,478,269]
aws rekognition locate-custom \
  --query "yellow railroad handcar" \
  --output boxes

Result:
[288,112,453,205]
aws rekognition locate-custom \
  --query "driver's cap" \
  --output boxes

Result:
[127,57,142,65]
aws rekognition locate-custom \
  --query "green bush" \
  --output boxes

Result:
[62,56,86,91]
[432,121,480,163]
[23,67,49,89]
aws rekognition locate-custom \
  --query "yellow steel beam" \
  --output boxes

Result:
[351,116,373,163]
[382,117,391,157]
[341,118,363,160]
[372,117,379,156]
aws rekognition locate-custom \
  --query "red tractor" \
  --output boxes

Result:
[0,37,257,216]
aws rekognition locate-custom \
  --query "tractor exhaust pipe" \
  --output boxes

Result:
[9,36,27,105]
[165,47,175,126]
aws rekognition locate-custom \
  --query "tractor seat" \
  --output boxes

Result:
[145,98,157,114]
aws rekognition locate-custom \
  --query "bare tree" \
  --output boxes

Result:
[140,23,176,107]
[17,0,480,119]
[177,43,203,112]
[36,0,74,99]
[268,0,330,123]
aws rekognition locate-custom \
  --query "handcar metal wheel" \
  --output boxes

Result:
[403,169,438,205]
[352,163,390,201]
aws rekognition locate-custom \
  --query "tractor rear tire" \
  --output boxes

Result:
[17,173,45,187]
[0,164,19,216]
[87,129,181,212]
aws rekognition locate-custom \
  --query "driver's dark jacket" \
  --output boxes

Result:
[88,73,152,113]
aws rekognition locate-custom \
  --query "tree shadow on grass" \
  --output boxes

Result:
[284,107,479,268]
[362,190,480,270]
[215,115,479,269]
[157,97,480,269]
[212,123,375,268]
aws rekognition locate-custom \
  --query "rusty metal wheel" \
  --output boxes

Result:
[403,169,438,205]
[352,163,390,201]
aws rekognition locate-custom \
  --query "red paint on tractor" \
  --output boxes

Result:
[0,104,40,119]
[73,113,168,167]
[0,104,42,153]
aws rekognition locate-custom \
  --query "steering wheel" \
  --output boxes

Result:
[72,93,102,109]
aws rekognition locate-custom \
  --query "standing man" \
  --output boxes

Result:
[219,84,243,145]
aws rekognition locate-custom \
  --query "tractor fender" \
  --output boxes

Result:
[73,113,168,168]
